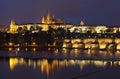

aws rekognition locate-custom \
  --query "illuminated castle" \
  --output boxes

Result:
[9,12,120,34]
[9,12,69,33]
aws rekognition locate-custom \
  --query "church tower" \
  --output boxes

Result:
[41,12,53,24]
[9,20,18,33]
[46,12,51,24]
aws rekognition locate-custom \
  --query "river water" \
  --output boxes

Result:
[0,48,120,79]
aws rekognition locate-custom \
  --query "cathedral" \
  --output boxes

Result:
[41,12,63,24]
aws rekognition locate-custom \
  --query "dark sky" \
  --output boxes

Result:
[0,0,120,26]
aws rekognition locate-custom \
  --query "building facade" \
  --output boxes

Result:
[9,12,72,33]
[9,12,120,34]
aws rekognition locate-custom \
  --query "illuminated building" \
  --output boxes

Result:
[8,12,120,34]
[69,25,108,33]
[41,12,63,24]
[0,25,9,32]
[9,12,72,33]
[9,20,18,33]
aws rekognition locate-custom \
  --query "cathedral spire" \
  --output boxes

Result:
[47,11,51,20]
[10,20,15,26]
[46,11,52,24]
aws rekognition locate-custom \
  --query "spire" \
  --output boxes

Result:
[47,11,51,20]
[42,16,45,23]
[80,20,84,26]
[10,20,18,33]
[10,20,15,25]
[10,20,16,28]
[46,11,52,24]
[48,11,50,17]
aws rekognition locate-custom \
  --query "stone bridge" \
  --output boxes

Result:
[61,38,120,50]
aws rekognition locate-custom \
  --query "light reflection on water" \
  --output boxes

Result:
[0,48,120,79]
[9,58,120,76]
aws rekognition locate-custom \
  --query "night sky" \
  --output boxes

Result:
[0,0,120,26]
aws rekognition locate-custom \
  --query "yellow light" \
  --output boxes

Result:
[8,42,13,46]
[51,60,59,70]
[93,61,107,67]
[117,44,120,50]
[85,44,91,49]
[115,39,120,44]
[72,44,78,48]
[41,59,50,76]
[32,42,36,46]
[32,48,36,52]
[8,48,13,51]
[9,58,18,70]
[62,43,67,48]
[99,43,107,49]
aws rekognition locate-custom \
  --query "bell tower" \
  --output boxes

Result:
[9,20,18,33]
